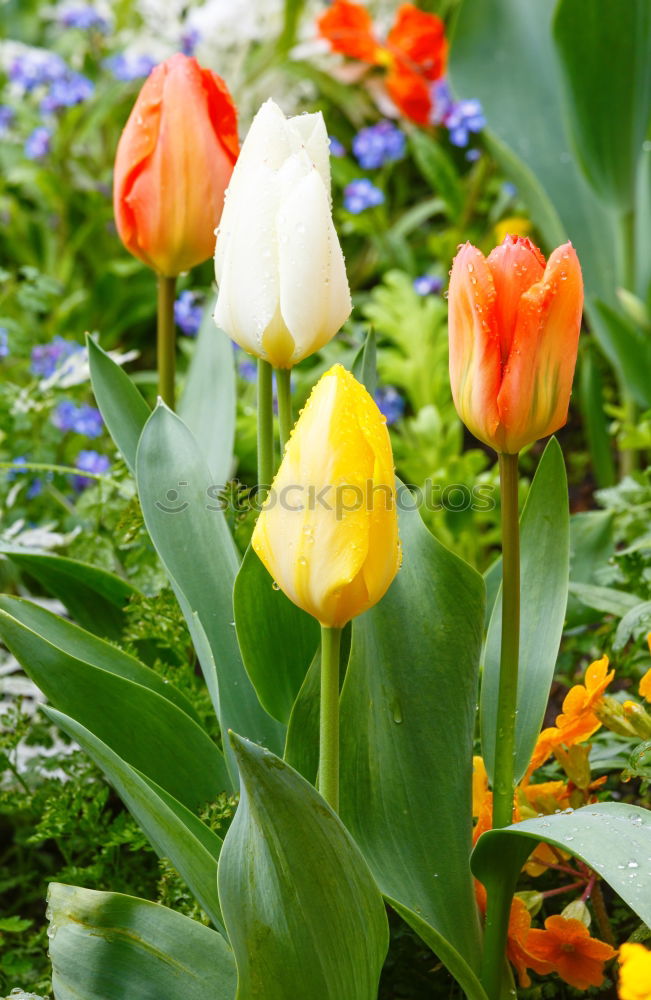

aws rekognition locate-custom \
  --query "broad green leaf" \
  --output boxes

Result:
[0,595,200,723]
[339,496,485,973]
[179,311,235,483]
[613,601,651,652]
[218,733,388,1000]
[568,581,642,618]
[450,0,619,301]
[553,0,651,211]
[482,439,569,783]
[578,346,617,488]
[87,335,150,475]
[283,649,320,782]
[136,404,284,782]
[352,328,378,396]
[389,900,489,1000]
[408,129,464,219]
[233,547,319,724]
[0,549,137,641]
[567,510,616,626]
[589,299,651,408]
[44,707,224,930]
[48,884,236,1000]
[472,803,651,927]
[0,607,228,810]
[635,146,651,298]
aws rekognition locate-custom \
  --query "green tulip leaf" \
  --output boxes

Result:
[44,707,224,929]
[352,328,377,396]
[389,899,489,1000]
[135,403,285,782]
[0,549,137,641]
[48,883,235,1000]
[283,648,321,782]
[339,494,485,974]
[233,546,319,724]
[553,0,651,211]
[218,733,388,1000]
[87,334,150,475]
[450,0,619,302]
[0,605,229,810]
[482,438,569,784]
[473,803,651,928]
[179,311,236,483]
[0,595,200,723]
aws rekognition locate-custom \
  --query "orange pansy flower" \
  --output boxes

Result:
[525,915,616,990]
[317,0,447,124]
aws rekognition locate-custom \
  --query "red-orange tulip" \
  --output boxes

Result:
[113,53,239,277]
[448,235,583,454]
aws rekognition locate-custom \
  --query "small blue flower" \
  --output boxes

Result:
[352,121,405,169]
[0,105,15,135]
[9,51,68,91]
[73,449,110,490]
[104,52,157,82]
[30,336,81,377]
[180,26,201,56]
[6,456,28,481]
[41,72,94,112]
[59,5,110,32]
[446,99,485,148]
[238,358,257,383]
[374,386,405,426]
[27,478,43,499]
[53,401,103,438]
[0,328,9,358]
[465,148,481,163]
[329,135,346,158]
[430,78,454,125]
[24,126,52,160]
[502,181,517,199]
[174,290,204,336]
[343,178,384,214]
[413,274,443,296]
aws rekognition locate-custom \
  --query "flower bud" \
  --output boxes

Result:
[214,100,352,368]
[252,364,400,627]
[448,235,584,454]
[114,53,238,277]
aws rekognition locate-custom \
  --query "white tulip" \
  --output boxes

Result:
[214,99,352,369]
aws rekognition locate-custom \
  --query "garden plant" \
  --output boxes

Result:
[1,1,651,999]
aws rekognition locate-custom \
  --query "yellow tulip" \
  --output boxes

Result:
[252,364,400,628]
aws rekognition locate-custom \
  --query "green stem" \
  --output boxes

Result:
[276,367,293,456]
[257,359,274,489]
[319,625,342,812]
[480,451,520,999]
[617,208,637,477]
[492,451,520,828]
[156,275,177,408]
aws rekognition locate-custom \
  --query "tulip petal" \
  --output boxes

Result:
[497,243,583,453]
[252,366,399,628]
[486,236,545,365]
[277,167,352,366]
[447,243,502,449]
[214,163,282,357]
[288,112,332,195]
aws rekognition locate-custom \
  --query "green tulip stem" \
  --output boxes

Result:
[480,450,520,999]
[276,367,293,456]
[156,275,177,409]
[257,359,274,489]
[319,625,342,812]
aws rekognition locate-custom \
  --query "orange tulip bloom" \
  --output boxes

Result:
[317,0,447,124]
[448,235,583,454]
[114,53,238,277]
[525,915,616,990]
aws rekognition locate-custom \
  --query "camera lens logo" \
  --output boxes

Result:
[155,482,190,513]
